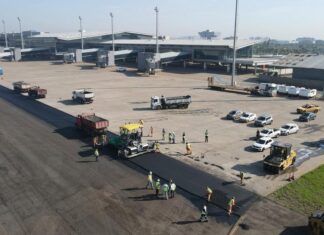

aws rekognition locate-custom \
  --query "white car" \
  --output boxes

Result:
[252,137,274,152]
[280,123,299,136]
[116,67,127,72]
[259,128,281,138]
[239,112,257,123]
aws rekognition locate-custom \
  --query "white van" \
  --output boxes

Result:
[277,85,288,95]
[299,88,317,99]
[288,86,301,96]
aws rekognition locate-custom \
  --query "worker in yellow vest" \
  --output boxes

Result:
[186,142,192,155]
[206,186,213,202]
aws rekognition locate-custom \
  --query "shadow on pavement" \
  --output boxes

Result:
[232,161,267,177]
[58,99,80,106]
[279,226,310,235]
[172,220,200,225]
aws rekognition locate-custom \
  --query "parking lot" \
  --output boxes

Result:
[1,61,323,196]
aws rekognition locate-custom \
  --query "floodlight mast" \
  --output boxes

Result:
[110,12,115,52]
[17,17,24,49]
[231,0,239,87]
[79,16,84,50]
[2,20,8,48]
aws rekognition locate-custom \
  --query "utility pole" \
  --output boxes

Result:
[231,0,239,87]
[79,16,84,50]
[17,17,24,49]
[2,20,8,48]
[110,12,115,52]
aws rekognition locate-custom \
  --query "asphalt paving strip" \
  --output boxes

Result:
[0,85,258,220]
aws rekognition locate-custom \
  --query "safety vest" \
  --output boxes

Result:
[170,183,176,191]
[207,187,212,194]
[94,149,99,156]
[148,174,153,182]
[155,181,161,189]
[162,184,169,192]
[228,198,235,206]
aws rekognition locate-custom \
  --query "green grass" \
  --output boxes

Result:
[269,165,324,215]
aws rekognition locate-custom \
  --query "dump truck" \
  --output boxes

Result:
[108,121,153,158]
[263,142,297,174]
[28,86,47,99]
[13,81,32,93]
[75,113,109,137]
[72,89,94,104]
[309,211,324,235]
[151,95,191,110]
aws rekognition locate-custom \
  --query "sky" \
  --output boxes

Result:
[2,0,324,40]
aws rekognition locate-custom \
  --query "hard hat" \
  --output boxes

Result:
[203,205,207,210]
[149,171,152,174]
[157,179,160,182]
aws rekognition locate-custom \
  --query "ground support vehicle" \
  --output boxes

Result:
[63,52,75,64]
[28,86,47,98]
[72,89,94,104]
[309,211,324,235]
[151,95,191,110]
[263,142,297,174]
[13,81,31,93]
[75,113,109,137]
[297,104,321,114]
[108,122,154,158]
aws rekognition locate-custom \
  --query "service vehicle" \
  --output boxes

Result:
[308,211,324,235]
[259,128,281,138]
[280,123,299,135]
[252,137,274,152]
[254,114,273,127]
[239,112,257,123]
[72,89,94,104]
[299,88,317,99]
[63,52,75,64]
[151,95,191,110]
[299,112,316,122]
[263,142,297,174]
[108,121,153,158]
[226,110,243,120]
[258,83,277,97]
[75,113,109,136]
[28,86,47,98]
[12,81,31,93]
[297,104,321,113]
[277,85,288,95]
[288,86,301,96]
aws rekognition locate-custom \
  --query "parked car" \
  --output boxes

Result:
[259,128,281,138]
[252,137,274,152]
[239,112,257,123]
[297,104,321,114]
[280,123,299,136]
[226,110,242,120]
[116,67,127,72]
[299,112,316,122]
[254,114,273,127]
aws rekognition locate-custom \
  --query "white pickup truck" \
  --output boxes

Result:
[72,89,94,104]
[259,128,281,138]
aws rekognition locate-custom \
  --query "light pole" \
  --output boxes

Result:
[110,12,115,52]
[231,0,239,87]
[154,6,159,54]
[79,16,84,50]
[17,17,24,49]
[2,20,8,48]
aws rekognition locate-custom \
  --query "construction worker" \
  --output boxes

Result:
[186,142,192,155]
[205,129,208,143]
[169,132,172,143]
[170,181,176,198]
[150,126,154,137]
[162,183,169,200]
[172,132,176,144]
[94,148,99,162]
[182,132,186,144]
[155,179,161,197]
[154,141,160,152]
[206,186,213,202]
[239,172,244,185]
[146,171,154,189]
[228,196,236,216]
[256,129,260,140]
[162,128,166,140]
[200,205,208,222]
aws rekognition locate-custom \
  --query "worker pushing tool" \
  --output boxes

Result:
[162,183,169,200]
[200,205,208,222]
[206,186,213,202]
[228,196,236,216]
[146,171,154,189]
[155,179,161,197]
[205,129,208,143]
